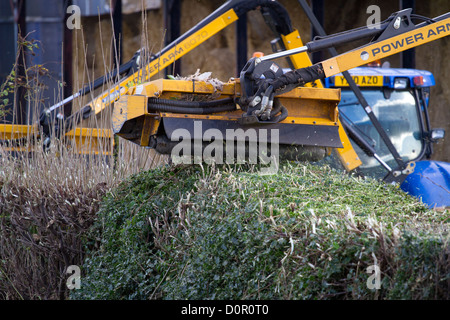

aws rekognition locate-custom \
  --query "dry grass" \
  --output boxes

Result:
[0,136,166,299]
[0,7,169,300]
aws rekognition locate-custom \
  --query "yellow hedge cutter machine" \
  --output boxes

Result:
[110,0,450,183]
[2,0,450,185]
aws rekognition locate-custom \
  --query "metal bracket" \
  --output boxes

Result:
[372,9,415,42]
[384,161,416,184]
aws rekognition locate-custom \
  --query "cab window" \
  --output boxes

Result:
[339,89,423,177]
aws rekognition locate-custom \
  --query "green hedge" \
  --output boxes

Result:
[71,162,449,300]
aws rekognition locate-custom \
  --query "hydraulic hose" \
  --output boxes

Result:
[148,97,237,115]
[270,64,326,92]
[269,99,288,123]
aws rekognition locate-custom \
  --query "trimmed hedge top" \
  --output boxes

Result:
[71,162,449,300]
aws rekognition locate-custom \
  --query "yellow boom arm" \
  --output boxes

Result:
[322,18,450,77]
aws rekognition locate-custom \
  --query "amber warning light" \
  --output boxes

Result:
[413,76,425,87]
[367,59,381,67]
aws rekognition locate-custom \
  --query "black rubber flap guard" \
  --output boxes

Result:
[162,118,343,148]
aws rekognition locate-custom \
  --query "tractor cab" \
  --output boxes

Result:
[325,65,449,208]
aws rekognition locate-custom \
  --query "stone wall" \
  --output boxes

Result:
[74,0,449,161]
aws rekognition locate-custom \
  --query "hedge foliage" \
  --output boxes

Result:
[71,162,449,300]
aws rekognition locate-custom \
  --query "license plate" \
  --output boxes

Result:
[334,75,383,87]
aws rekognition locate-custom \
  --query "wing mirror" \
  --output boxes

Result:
[430,129,445,143]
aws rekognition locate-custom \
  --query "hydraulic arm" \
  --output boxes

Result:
[240,7,450,181]
[243,9,450,117]
[40,0,295,130]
